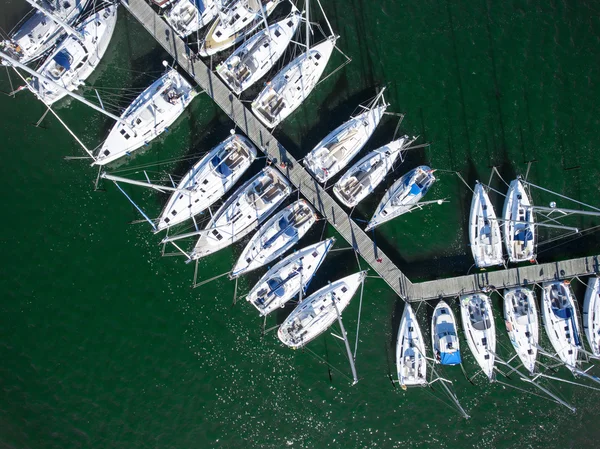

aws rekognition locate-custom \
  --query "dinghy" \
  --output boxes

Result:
[460,293,496,380]
[431,300,461,366]
[0,0,91,64]
[190,166,291,259]
[252,36,337,128]
[583,277,600,357]
[94,68,196,166]
[278,271,366,349]
[303,91,388,183]
[231,199,316,277]
[333,137,412,208]
[156,134,257,231]
[503,287,538,375]
[217,10,301,95]
[541,281,582,370]
[28,5,118,105]
[366,165,437,231]
[469,182,503,268]
[165,0,221,38]
[199,0,282,57]
[396,304,428,387]
[246,238,335,316]
[502,178,535,263]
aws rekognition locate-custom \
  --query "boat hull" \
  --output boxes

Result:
[396,304,428,387]
[460,293,496,380]
[583,277,600,357]
[502,179,535,263]
[469,182,503,268]
[503,287,538,374]
[431,300,461,366]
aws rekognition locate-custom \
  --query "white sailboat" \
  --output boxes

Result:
[28,4,118,105]
[503,287,538,375]
[396,303,428,387]
[199,0,281,57]
[94,68,197,166]
[278,271,366,349]
[541,281,582,371]
[366,165,437,231]
[583,277,600,357]
[431,300,461,366]
[0,0,91,64]
[246,238,335,316]
[469,182,503,268]
[217,9,301,95]
[164,0,221,38]
[190,166,291,259]
[303,91,388,183]
[333,137,412,208]
[502,178,535,263]
[157,134,257,231]
[231,199,317,278]
[460,293,496,380]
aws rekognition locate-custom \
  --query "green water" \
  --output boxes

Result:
[2,1,600,448]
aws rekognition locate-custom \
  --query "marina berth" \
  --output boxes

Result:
[94,68,196,166]
[503,287,538,375]
[431,300,461,366]
[469,182,504,268]
[583,277,600,357]
[199,0,282,57]
[333,137,412,209]
[157,134,257,231]
[28,4,118,105]
[164,0,221,38]
[217,10,301,95]
[0,0,91,65]
[278,271,366,349]
[541,281,582,371]
[502,178,535,263]
[190,166,292,260]
[396,303,428,387]
[460,293,496,380]
[246,238,335,316]
[303,91,388,183]
[366,165,436,231]
[231,199,317,278]
[252,36,337,129]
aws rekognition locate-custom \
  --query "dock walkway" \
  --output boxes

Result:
[120,0,600,301]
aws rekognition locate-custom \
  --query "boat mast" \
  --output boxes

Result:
[0,51,129,127]
[331,291,359,385]
[24,0,85,41]
[305,0,310,55]
[101,172,186,193]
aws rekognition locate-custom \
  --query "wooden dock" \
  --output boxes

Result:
[120,0,600,302]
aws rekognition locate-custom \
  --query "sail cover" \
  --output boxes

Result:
[194,0,205,13]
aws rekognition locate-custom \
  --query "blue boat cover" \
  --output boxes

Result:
[440,351,462,365]
[553,306,573,320]
[53,50,71,70]
[194,0,206,13]
[409,182,422,196]
[515,229,533,242]
[211,155,232,177]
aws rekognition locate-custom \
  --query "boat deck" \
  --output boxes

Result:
[120,0,600,302]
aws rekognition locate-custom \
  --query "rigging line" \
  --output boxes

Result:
[353,279,365,360]
[108,153,208,174]
[525,181,600,213]
[303,345,354,383]
[194,270,230,288]
[5,66,15,96]
[494,379,562,404]
[493,166,510,187]
[455,172,475,194]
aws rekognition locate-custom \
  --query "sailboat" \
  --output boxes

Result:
[0,0,91,64]
[366,165,437,231]
[431,300,461,366]
[502,178,535,263]
[503,287,538,375]
[156,134,257,231]
[246,238,335,316]
[231,199,317,278]
[333,137,413,208]
[469,182,503,268]
[278,271,366,349]
[164,0,222,38]
[189,166,291,259]
[217,9,301,95]
[252,0,337,129]
[94,68,197,166]
[583,277,600,357]
[303,91,388,183]
[541,281,582,371]
[28,4,118,105]
[396,304,428,387]
[199,0,282,57]
[460,293,496,380]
